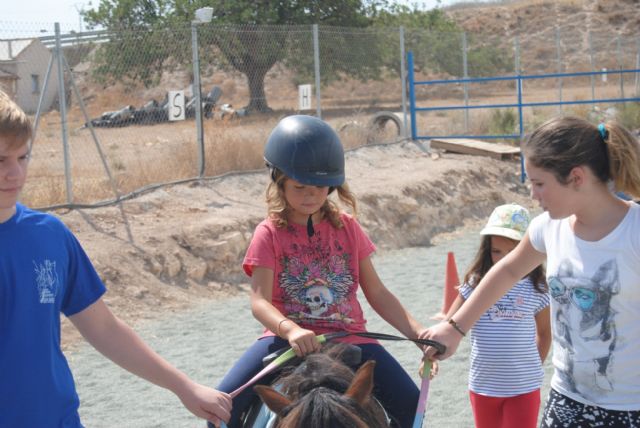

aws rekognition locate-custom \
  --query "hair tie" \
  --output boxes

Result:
[597,123,608,141]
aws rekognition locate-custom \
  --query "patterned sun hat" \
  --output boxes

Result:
[480,203,531,241]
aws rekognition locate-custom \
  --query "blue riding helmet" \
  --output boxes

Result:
[264,115,345,187]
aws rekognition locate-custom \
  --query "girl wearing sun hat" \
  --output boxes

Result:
[444,203,551,428]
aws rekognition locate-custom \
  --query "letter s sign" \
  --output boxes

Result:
[168,90,185,121]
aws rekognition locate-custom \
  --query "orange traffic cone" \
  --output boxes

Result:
[432,251,460,320]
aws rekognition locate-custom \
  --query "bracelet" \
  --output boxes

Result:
[447,318,466,337]
[276,318,292,338]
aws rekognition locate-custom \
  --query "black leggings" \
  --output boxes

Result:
[541,388,640,428]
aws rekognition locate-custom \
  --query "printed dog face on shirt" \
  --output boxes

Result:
[549,259,619,401]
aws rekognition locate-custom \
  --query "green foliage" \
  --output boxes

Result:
[372,4,460,75]
[373,3,455,31]
[284,26,395,88]
[90,26,190,87]
[487,108,517,136]
[84,0,190,87]
[617,102,640,131]
[409,31,514,77]
[466,43,514,77]
[373,4,513,77]
[172,0,383,26]
[84,0,173,29]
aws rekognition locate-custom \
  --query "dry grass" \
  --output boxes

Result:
[202,117,273,176]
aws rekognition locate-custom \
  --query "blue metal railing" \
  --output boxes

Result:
[407,51,640,181]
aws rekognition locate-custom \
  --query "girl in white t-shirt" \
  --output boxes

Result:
[422,116,640,427]
[446,203,550,428]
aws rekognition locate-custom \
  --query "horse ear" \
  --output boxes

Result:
[254,385,292,416]
[344,360,376,405]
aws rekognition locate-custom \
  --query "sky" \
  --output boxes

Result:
[2,0,466,38]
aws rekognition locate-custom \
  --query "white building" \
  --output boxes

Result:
[0,38,59,113]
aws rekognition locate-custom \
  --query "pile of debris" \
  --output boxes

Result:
[83,86,246,128]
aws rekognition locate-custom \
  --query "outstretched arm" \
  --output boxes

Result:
[423,235,545,360]
[359,256,425,341]
[69,299,231,426]
[444,294,465,321]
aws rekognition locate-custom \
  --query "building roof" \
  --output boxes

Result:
[0,68,18,79]
[0,39,35,61]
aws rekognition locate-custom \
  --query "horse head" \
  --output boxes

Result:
[254,344,389,428]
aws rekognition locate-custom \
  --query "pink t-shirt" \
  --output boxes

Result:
[243,212,378,345]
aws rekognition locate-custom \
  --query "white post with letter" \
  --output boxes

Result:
[168,90,185,121]
[298,84,312,111]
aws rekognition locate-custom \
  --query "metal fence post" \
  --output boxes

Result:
[32,54,54,145]
[555,26,563,114]
[636,37,640,96]
[55,23,73,203]
[515,36,523,136]
[399,26,408,138]
[407,52,417,141]
[191,22,205,177]
[313,24,322,119]
[617,36,625,99]
[515,36,525,183]
[589,31,596,102]
[462,32,469,132]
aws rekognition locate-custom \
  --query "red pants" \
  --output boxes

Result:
[469,389,540,428]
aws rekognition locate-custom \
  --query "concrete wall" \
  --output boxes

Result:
[13,40,59,114]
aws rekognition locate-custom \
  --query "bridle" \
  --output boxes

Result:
[220,331,445,428]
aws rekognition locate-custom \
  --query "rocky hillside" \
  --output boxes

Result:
[447,0,639,38]
[446,0,639,70]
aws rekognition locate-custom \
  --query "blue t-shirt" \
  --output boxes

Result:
[0,204,106,427]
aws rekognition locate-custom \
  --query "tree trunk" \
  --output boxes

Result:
[245,67,272,113]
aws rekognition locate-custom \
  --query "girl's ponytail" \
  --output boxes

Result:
[604,121,640,199]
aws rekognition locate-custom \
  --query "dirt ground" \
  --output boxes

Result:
[56,141,533,349]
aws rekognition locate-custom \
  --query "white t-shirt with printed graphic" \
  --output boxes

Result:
[460,278,549,397]
[529,202,640,410]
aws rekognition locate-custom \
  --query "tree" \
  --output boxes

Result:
[83,0,184,87]
[372,4,460,75]
[373,4,513,78]
[84,0,389,113]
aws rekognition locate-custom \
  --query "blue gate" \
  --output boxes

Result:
[407,51,640,180]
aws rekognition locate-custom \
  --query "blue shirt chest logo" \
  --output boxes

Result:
[33,259,59,304]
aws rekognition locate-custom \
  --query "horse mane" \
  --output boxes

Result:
[255,343,389,428]
[279,386,376,428]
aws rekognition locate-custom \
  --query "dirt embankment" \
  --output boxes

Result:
[57,142,532,347]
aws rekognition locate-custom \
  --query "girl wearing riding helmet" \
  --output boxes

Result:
[216,115,429,428]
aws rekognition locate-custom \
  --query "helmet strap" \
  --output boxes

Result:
[306,214,315,238]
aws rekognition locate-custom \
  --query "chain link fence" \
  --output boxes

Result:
[1,20,638,208]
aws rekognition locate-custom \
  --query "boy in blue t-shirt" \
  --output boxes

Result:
[0,91,231,427]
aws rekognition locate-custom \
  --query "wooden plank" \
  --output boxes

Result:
[429,138,520,160]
